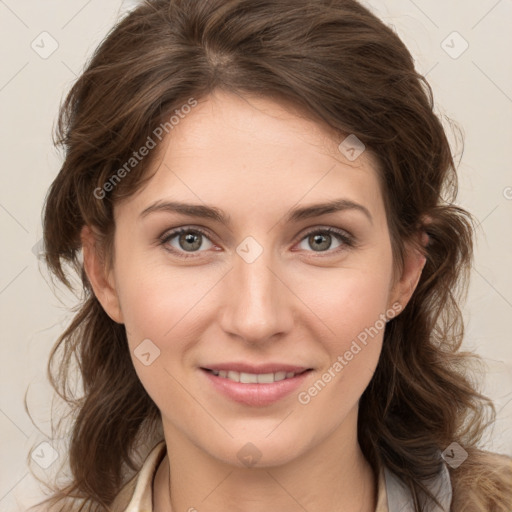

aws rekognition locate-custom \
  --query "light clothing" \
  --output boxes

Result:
[111,441,452,512]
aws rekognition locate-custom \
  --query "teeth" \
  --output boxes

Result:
[227,371,240,382]
[209,369,302,383]
[240,372,258,383]
[257,373,275,384]
[273,371,287,382]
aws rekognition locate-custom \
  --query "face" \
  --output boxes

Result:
[84,90,423,468]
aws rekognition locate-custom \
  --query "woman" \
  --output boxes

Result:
[36,0,511,510]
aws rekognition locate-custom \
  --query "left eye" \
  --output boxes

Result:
[296,228,353,253]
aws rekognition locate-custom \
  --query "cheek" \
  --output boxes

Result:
[292,257,392,410]
[295,281,388,427]
[295,259,393,346]
[114,244,215,344]
[112,253,223,407]
[319,277,387,383]
[114,265,204,415]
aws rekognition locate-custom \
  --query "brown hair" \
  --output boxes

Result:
[36,0,511,510]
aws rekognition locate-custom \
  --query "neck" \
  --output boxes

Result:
[153,410,376,512]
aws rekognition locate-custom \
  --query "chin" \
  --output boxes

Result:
[205,433,308,469]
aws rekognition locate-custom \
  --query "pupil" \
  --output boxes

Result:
[180,232,201,251]
[311,233,330,251]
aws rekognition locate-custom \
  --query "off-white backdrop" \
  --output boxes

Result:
[1,0,511,510]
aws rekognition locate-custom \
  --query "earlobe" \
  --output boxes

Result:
[80,225,124,324]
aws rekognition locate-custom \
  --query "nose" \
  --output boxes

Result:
[218,244,295,345]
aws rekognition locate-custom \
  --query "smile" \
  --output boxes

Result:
[200,367,313,406]
[206,369,307,383]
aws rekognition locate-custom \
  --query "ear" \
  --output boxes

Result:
[387,227,428,314]
[80,225,124,324]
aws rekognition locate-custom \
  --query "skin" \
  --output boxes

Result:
[82,90,426,512]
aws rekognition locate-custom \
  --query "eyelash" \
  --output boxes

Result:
[158,226,355,259]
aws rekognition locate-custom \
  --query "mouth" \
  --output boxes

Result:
[201,367,311,384]
[199,365,313,406]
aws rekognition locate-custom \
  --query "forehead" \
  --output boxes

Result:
[167,90,363,164]
[116,91,385,226]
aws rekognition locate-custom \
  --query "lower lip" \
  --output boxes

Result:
[201,369,312,407]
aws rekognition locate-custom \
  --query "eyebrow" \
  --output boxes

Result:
[139,198,373,225]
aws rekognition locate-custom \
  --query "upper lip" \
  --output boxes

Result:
[201,363,311,374]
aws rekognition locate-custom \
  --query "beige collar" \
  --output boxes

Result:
[115,441,452,512]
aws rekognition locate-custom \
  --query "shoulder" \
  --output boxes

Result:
[449,450,512,512]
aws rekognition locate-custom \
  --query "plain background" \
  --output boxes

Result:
[0,0,511,509]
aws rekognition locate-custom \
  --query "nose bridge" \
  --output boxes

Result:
[219,239,293,342]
